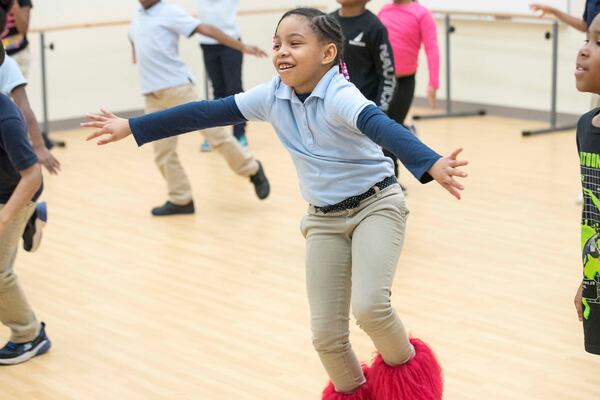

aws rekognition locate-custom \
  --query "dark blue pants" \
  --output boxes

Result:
[201,43,246,140]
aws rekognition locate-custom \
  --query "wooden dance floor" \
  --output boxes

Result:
[2,109,598,399]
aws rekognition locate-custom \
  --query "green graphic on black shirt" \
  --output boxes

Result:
[579,151,600,319]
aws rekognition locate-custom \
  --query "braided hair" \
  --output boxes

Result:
[275,8,349,79]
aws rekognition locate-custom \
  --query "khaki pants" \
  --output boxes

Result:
[301,185,414,392]
[0,202,39,343]
[11,47,31,79]
[144,84,258,205]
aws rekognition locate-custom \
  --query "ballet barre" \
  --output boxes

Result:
[29,5,327,134]
[414,10,571,136]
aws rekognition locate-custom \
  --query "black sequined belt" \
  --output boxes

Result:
[313,176,398,214]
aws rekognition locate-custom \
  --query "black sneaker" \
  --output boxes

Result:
[22,202,47,252]
[250,161,270,200]
[151,201,195,216]
[0,322,51,365]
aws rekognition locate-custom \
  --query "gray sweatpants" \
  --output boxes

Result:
[301,185,414,393]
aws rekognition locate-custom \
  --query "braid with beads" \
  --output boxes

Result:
[276,8,350,80]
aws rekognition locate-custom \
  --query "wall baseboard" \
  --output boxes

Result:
[48,98,582,133]
[411,97,580,126]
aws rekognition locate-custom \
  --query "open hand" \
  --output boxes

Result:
[242,44,268,58]
[81,109,132,145]
[529,3,556,17]
[34,145,61,175]
[428,148,468,200]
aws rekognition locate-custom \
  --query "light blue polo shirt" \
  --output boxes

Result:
[129,1,200,95]
[197,0,240,45]
[234,67,395,206]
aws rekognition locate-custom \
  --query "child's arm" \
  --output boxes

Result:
[530,3,587,31]
[371,27,396,113]
[130,40,136,65]
[83,97,247,146]
[194,24,267,58]
[357,105,467,199]
[0,162,41,237]
[11,86,60,175]
[575,282,584,321]
[420,11,440,109]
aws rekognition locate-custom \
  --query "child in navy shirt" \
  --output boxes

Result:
[0,36,50,365]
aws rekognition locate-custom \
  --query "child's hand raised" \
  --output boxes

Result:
[82,109,132,145]
[427,148,468,200]
[529,3,556,17]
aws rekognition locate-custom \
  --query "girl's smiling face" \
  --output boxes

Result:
[272,15,338,94]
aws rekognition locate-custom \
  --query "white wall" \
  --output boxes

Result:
[23,0,590,122]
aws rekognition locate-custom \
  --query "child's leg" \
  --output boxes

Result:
[350,187,413,365]
[384,75,417,180]
[219,46,247,140]
[387,75,416,126]
[201,44,227,100]
[200,127,258,177]
[145,87,193,205]
[302,212,365,393]
[350,187,443,400]
[0,203,40,343]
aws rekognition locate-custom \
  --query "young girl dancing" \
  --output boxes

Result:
[82,8,467,400]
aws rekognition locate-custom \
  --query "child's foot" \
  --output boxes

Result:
[237,134,248,147]
[0,322,51,365]
[369,338,443,400]
[151,201,195,216]
[200,139,212,152]
[22,202,47,252]
[250,161,270,200]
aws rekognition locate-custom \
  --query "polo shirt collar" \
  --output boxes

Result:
[274,66,341,102]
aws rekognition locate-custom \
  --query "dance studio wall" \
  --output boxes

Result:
[24,0,590,122]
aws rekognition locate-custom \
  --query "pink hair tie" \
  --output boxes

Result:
[339,59,350,81]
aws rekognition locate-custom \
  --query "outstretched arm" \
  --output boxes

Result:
[195,24,267,58]
[371,28,396,113]
[357,105,467,199]
[530,3,587,31]
[83,96,247,146]
[12,86,60,174]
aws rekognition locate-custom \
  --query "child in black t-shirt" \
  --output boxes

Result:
[0,36,50,364]
[574,13,600,356]
[330,0,395,113]
[330,0,404,180]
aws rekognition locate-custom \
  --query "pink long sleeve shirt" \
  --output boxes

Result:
[378,2,440,89]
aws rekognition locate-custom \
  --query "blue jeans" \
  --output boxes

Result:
[201,43,246,140]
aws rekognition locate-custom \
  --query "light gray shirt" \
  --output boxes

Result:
[129,1,200,94]
[197,0,240,45]
[234,67,395,206]
[0,56,26,96]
